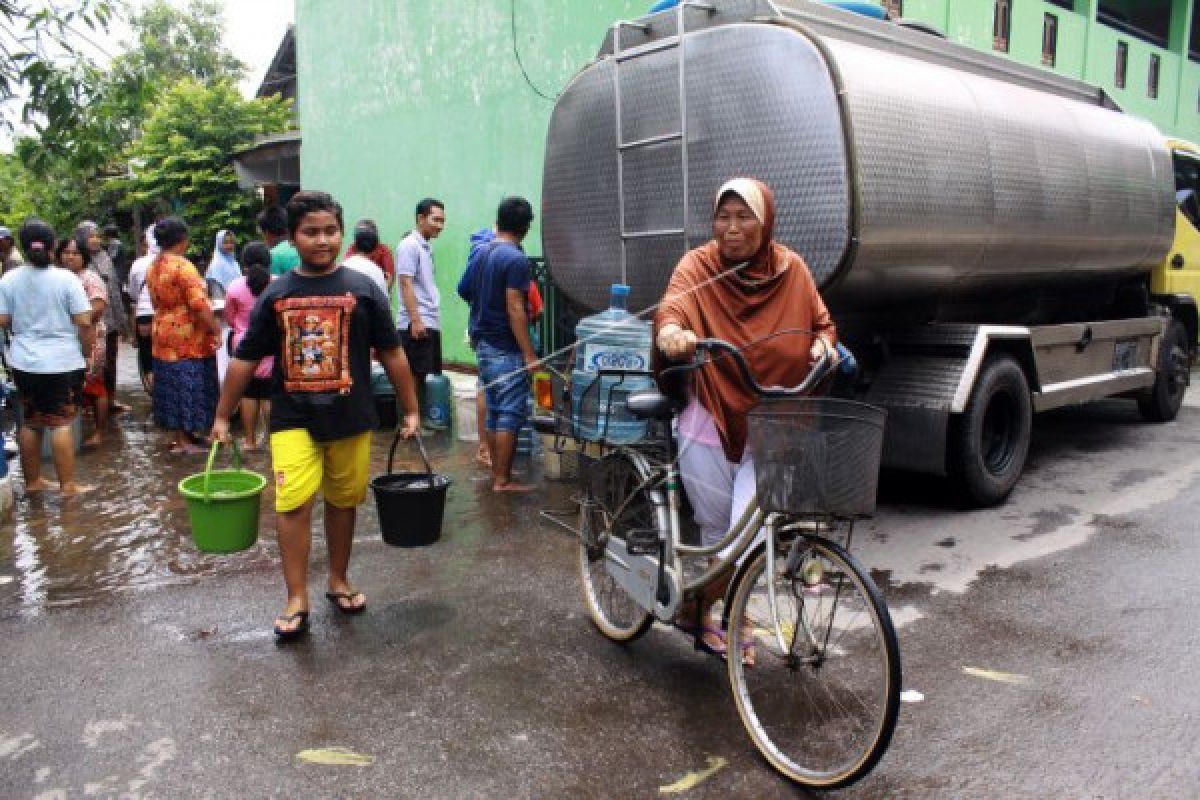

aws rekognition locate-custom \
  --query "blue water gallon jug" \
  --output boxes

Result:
[424,373,452,430]
[570,284,655,444]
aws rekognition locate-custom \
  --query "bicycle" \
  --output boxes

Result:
[566,335,901,789]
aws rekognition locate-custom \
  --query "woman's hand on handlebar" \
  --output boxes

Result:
[810,336,835,366]
[657,323,698,362]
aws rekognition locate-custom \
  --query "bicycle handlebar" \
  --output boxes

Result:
[695,338,833,398]
[659,334,835,398]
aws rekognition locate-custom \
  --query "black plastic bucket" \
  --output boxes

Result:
[370,432,451,547]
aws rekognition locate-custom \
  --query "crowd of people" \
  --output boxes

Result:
[0,189,549,637]
[0,177,828,649]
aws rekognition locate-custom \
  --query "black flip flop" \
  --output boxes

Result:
[273,610,310,640]
[325,591,367,615]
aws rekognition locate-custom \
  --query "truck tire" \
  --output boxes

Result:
[1138,319,1189,423]
[952,355,1032,507]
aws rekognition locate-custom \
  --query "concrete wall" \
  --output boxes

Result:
[295,0,646,364]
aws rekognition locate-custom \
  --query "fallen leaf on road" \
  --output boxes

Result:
[659,756,728,794]
[188,626,218,641]
[295,747,375,766]
[900,689,924,703]
[962,666,1032,686]
[1131,694,1153,707]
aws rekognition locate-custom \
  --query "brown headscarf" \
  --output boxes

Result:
[654,179,837,462]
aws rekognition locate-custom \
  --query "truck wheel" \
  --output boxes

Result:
[952,355,1032,507]
[1138,319,1189,423]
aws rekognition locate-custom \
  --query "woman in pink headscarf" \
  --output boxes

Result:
[655,178,838,658]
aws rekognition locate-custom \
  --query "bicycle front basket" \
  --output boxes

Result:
[746,397,887,517]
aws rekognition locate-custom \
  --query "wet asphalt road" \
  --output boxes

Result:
[2,352,1200,798]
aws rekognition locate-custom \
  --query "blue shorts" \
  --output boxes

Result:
[477,340,529,434]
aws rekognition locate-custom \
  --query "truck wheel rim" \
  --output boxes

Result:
[982,392,1018,475]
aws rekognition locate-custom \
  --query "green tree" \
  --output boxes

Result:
[124,79,291,260]
[0,152,37,225]
[0,0,114,131]
[122,0,246,88]
[9,0,255,234]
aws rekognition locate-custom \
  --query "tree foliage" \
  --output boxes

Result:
[123,0,246,88]
[1,0,288,252]
[124,79,291,256]
[0,0,115,132]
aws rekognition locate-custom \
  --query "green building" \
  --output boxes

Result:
[894,0,1200,140]
[293,0,1200,364]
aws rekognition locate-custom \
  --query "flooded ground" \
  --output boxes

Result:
[0,345,546,616]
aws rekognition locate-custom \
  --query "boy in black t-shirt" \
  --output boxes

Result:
[213,191,420,640]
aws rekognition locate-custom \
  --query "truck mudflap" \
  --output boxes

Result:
[864,325,1030,476]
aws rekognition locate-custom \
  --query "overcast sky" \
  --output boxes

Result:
[223,0,295,95]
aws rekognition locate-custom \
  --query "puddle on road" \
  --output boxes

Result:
[857,403,1200,598]
[0,359,532,617]
[0,390,278,614]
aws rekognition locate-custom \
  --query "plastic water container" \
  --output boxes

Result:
[424,374,451,430]
[570,284,655,444]
[369,363,393,395]
[454,385,479,442]
[370,363,397,429]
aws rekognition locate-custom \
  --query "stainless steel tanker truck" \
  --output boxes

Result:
[539,0,1197,506]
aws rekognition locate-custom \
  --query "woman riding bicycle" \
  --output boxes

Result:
[654,178,838,656]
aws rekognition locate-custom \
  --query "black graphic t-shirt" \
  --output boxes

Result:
[236,266,400,441]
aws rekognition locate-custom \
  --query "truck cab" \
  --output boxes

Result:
[1154,139,1200,308]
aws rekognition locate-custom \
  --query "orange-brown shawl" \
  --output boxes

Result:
[654,180,836,462]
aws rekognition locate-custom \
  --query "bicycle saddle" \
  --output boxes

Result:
[626,390,676,421]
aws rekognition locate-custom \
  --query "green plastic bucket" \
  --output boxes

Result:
[178,441,267,554]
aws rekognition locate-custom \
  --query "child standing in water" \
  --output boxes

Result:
[213,191,420,640]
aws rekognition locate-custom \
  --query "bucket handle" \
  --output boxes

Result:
[386,429,435,485]
[202,438,243,501]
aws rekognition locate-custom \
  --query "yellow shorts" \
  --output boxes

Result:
[269,429,372,513]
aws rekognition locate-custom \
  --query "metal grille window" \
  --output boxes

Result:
[1042,14,1058,67]
[1115,42,1128,89]
[882,0,902,18]
[993,0,1011,53]
[1148,54,1161,99]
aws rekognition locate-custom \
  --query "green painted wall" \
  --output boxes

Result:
[294,0,645,364]
[895,0,1200,139]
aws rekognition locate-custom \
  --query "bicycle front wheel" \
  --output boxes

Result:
[577,450,654,642]
[726,537,900,789]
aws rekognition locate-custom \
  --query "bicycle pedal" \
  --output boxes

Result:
[625,528,660,556]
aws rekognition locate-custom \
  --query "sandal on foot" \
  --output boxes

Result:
[273,610,310,640]
[325,590,367,615]
[675,621,728,658]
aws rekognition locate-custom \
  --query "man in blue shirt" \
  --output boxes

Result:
[458,197,537,492]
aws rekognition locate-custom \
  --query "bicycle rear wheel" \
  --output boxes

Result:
[577,450,653,642]
[726,536,900,789]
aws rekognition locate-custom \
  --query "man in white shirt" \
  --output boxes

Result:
[342,220,390,298]
[126,224,159,392]
[395,198,445,390]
